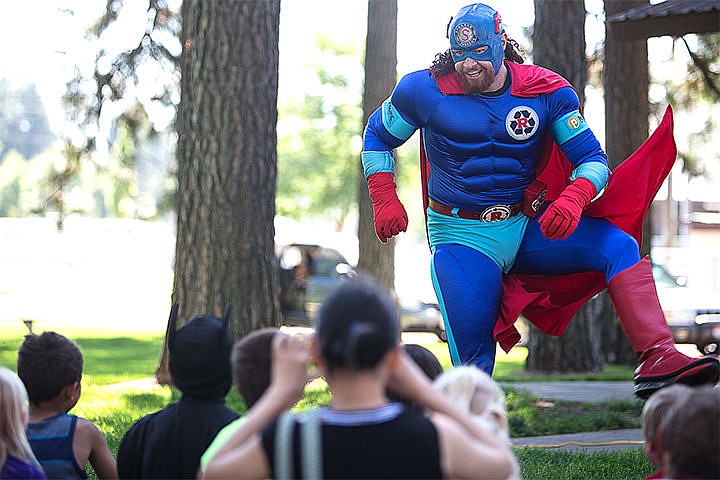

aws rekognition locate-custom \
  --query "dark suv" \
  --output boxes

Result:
[278,243,355,326]
[277,242,446,340]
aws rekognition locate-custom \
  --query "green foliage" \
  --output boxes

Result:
[43,0,180,225]
[0,330,165,380]
[0,148,56,216]
[675,34,720,106]
[276,37,363,227]
[1,328,650,480]
[506,389,643,437]
[652,33,720,177]
[294,378,333,411]
[0,115,169,221]
[75,386,171,448]
[71,335,164,384]
[421,342,635,382]
[515,448,654,480]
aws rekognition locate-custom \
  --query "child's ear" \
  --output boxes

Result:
[646,440,662,468]
[64,381,80,401]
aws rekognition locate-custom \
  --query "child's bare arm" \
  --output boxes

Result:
[75,419,118,479]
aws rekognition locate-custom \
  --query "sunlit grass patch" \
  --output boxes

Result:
[516,447,654,480]
[295,377,332,410]
[506,388,643,437]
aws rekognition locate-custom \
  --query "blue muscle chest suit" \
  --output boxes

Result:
[363,65,639,372]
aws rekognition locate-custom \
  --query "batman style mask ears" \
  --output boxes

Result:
[166,303,180,346]
[223,304,232,325]
[167,304,234,400]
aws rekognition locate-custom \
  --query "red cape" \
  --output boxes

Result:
[423,63,677,352]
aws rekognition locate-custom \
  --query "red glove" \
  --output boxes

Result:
[538,177,596,241]
[367,172,408,243]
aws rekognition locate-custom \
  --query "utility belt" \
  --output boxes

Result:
[428,180,547,223]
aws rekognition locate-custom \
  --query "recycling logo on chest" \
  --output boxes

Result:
[506,106,539,141]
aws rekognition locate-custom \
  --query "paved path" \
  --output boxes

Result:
[500,381,637,402]
[511,429,645,452]
[499,381,644,452]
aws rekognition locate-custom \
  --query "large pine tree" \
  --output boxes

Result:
[526,0,603,373]
[172,0,282,337]
[357,0,399,292]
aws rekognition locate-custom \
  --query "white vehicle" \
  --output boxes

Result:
[653,262,720,355]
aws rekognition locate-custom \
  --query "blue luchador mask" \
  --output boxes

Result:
[447,3,504,74]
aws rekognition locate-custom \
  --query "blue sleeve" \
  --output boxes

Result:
[362,71,429,179]
[547,87,609,192]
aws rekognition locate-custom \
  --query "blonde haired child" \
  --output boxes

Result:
[434,365,521,479]
[0,366,46,479]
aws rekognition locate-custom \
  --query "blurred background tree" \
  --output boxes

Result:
[276,37,363,229]
[0,81,55,161]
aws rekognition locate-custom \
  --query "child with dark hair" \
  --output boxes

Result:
[660,385,719,480]
[386,343,443,408]
[17,332,117,479]
[198,328,278,475]
[231,328,278,409]
[117,305,239,479]
[205,275,516,480]
[402,343,444,379]
[0,366,46,479]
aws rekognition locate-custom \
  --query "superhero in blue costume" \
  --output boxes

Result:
[362,3,718,398]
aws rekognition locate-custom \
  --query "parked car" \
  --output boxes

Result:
[277,242,447,341]
[277,243,355,326]
[653,262,720,355]
[399,299,446,341]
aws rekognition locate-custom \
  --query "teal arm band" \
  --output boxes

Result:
[382,99,416,141]
[571,162,610,192]
[550,110,589,145]
[362,151,395,179]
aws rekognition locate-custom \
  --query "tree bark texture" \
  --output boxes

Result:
[173,0,281,338]
[602,0,650,365]
[357,0,399,292]
[532,0,587,106]
[527,0,604,373]
[526,296,604,373]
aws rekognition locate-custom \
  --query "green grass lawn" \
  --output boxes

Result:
[0,325,651,480]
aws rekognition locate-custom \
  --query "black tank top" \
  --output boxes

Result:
[262,404,442,479]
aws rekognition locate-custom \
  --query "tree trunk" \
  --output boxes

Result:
[172,0,281,335]
[602,0,649,365]
[533,0,587,104]
[526,0,604,373]
[357,0,398,292]
[526,296,603,373]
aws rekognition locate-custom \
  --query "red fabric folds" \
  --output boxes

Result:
[425,63,677,352]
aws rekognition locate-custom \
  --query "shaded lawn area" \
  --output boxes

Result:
[423,339,636,381]
[0,327,165,384]
[1,326,650,480]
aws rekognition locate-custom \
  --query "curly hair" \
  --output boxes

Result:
[430,36,526,75]
[17,332,83,405]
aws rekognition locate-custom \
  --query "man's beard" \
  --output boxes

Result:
[457,65,495,94]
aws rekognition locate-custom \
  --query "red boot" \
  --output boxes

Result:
[608,257,719,399]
